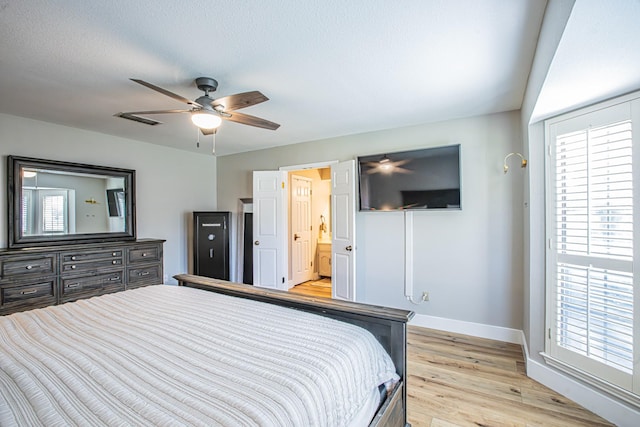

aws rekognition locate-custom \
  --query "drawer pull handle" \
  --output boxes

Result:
[112,252,117,256]
[67,283,80,288]
[139,271,150,276]
[141,253,147,257]
[70,265,76,270]
[25,265,33,270]
[110,276,120,281]
[21,289,38,295]
[71,256,77,261]
[112,260,118,264]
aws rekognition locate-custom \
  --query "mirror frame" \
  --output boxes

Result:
[7,155,136,248]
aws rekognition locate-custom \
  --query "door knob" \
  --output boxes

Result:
[346,245,353,251]
[294,233,301,241]
[254,241,260,245]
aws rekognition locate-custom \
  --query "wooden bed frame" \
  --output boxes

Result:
[174,274,415,427]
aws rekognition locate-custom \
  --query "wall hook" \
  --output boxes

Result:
[503,152,527,174]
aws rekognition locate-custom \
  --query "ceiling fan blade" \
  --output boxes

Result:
[213,91,268,112]
[130,79,202,108]
[200,128,217,136]
[118,109,192,115]
[224,111,280,130]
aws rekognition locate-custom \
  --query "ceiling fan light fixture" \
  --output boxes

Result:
[191,111,222,129]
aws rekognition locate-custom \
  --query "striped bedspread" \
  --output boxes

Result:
[0,285,398,426]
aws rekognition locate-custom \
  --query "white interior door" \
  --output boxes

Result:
[252,171,288,290]
[291,175,313,286]
[331,160,356,301]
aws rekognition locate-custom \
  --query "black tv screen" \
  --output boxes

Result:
[358,145,461,211]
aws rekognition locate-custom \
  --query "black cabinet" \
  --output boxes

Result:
[193,212,230,280]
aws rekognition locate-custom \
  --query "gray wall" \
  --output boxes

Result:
[217,111,525,330]
[0,113,218,283]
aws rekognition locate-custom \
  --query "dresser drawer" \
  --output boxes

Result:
[0,255,56,279]
[127,264,162,288]
[1,278,57,313]
[62,249,124,263]
[128,244,161,264]
[61,257,123,273]
[61,249,124,273]
[60,270,125,302]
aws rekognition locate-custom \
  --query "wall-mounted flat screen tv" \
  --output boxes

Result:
[358,144,461,211]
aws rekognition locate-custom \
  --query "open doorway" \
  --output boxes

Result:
[287,167,332,298]
[251,160,356,301]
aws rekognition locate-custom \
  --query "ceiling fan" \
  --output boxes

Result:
[116,77,280,135]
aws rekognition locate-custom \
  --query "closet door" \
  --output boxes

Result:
[193,212,230,280]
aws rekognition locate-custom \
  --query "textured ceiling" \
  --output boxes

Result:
[0,0,546,156]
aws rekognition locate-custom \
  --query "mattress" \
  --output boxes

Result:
[0,285,398,426]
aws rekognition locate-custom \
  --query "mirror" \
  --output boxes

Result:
[7,156,136,248]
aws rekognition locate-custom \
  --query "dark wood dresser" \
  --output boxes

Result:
[0,239,164,315]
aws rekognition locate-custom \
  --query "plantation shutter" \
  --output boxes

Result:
[546,97,639,397]
[40,192,67,233]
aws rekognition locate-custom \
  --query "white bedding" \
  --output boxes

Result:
[0,285,398,426]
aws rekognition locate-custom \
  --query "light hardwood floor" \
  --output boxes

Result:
[288,285,614,426]
[407,326,614,427]
[289,278,332,298]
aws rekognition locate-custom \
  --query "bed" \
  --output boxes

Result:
[0,274,413,426]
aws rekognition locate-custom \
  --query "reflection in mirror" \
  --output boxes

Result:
[8,156,136,248]
[21,168,127,236]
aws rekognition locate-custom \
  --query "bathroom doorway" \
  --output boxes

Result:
[288,167,332,297]
[251,160,356,301]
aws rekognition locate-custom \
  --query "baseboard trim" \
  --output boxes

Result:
[526,356,639,426]
[408,313,523,344]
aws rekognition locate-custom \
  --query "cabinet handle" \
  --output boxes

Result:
[67,283,80,288]
[70,265,77,270]
[112,252,117,256]
[20,289,38,295]
[110,276,120,281]
[141,253,147,257]
[25,265,33,270]
[139,271,150,276]
[112,260,118,264]
[71,256,77,261]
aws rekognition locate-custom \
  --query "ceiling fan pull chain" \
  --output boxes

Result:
[212,131,216,155]
[196,127,200,148]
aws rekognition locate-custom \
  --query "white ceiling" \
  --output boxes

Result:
[533,0,640,122]
[0,0,547,156]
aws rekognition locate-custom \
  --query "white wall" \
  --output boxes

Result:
[217,111,525,330]
[0,114,217,283]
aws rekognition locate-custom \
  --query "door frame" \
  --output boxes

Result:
[280,161,338,289]
[235,198,253,284]
[252,160,356,300]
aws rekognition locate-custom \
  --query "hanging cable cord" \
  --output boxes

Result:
[195,129,217,156]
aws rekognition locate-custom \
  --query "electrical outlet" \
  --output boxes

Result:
[422,291,429,301]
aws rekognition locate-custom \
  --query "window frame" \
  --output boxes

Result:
[544,90,640,403]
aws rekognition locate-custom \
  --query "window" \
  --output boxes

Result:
[21,188,73,236]
[545,92,640,401]
[41,193,66,233]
